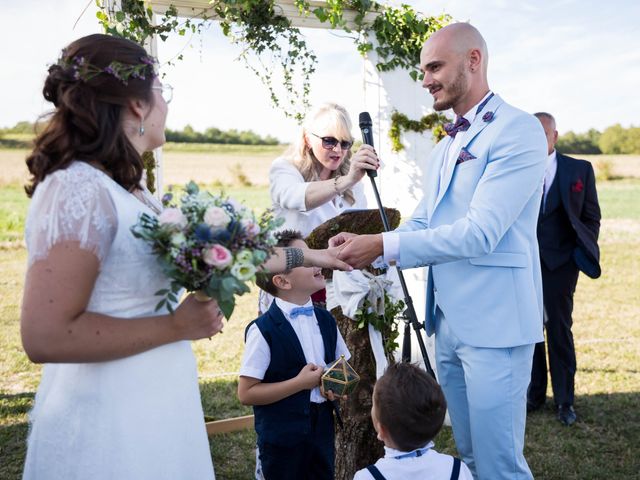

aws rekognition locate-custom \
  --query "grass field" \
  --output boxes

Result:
[1,149,639,479]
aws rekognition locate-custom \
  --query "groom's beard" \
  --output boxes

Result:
[433,67,468,112]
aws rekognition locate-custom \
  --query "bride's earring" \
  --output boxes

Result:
[139,120,145,136]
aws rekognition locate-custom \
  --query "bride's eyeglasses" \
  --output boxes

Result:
[151,84,173,104]
[311,133,353,151]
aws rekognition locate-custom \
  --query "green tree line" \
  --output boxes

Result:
[3,121,640,153]
[0,121,280,146]
[557,124,640,154]
[164,125,279,145]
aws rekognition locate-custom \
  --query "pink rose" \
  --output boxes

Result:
[242,219,260,238]
[203,244,232,268]
[158,207,187,229]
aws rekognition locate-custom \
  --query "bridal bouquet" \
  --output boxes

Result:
[132,181,283,317]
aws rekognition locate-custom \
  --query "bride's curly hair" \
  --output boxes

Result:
[25,34,156,197]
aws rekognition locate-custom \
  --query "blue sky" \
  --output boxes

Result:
[1,0,639,141]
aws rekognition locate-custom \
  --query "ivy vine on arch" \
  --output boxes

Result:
[97,0,450,132]
[389,110,449,152]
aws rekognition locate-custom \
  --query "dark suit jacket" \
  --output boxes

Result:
[539,152,601,278]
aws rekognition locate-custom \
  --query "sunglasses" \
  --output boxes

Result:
[311,133,353,151]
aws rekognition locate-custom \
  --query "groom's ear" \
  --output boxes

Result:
[468,47,482,73]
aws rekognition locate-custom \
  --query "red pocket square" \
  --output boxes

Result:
[571,179,584,193]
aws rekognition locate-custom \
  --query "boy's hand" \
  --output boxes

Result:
[320,384,348,402]
[296,363,323,390]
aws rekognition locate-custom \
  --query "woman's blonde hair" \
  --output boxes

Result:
[284,102,356,205]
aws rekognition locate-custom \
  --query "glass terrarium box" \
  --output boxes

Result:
[321,355,360,396]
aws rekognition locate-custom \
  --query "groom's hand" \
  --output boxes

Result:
[328,231,357,248]
[336,234,384,269]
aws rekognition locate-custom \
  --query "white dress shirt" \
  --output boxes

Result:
[542,150,558,211]
[353,442,474,480]
[269,156,368,237]
[382,92,493,265]
[240,297,351,403]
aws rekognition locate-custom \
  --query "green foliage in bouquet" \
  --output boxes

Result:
[355,293,404,356]
[131,181,283,317]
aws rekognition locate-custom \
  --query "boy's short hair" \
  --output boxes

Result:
[374,362,446,451]
[256,229,304,296]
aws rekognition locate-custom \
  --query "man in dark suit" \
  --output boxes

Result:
[527,112,601,425]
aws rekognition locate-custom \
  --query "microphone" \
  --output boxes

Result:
[358,111,377,178]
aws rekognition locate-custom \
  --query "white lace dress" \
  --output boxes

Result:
[22,162,215,479]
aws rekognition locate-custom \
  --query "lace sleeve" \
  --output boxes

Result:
[25,164,118,267]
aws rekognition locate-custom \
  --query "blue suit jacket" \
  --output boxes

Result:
[395,94,547,348]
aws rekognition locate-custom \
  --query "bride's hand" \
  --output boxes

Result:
[173,295,225,340]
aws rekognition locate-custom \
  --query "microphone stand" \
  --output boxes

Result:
[366,173,436,379]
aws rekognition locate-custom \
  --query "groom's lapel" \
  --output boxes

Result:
[426,137,452,219]
[432,95,505,212]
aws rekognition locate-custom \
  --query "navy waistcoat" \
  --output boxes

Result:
[246,300,338,447]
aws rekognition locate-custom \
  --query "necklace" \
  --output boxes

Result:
[132,187,162,215]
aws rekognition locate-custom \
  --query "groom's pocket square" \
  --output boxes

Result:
[456,148,477,165]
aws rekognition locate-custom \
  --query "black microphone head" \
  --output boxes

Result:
[359,111,372,128]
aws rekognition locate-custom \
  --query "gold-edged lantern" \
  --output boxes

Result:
[321,355,360,396]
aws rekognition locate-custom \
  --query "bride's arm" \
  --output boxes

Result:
[262,245,353,273]
[21,241,224,364]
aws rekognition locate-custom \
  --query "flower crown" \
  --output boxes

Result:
[57,50,157,86]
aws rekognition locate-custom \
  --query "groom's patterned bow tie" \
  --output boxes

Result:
[290,306,314,319]
[444,116,471,138]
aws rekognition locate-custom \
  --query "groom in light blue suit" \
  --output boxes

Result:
[331,23,547,479]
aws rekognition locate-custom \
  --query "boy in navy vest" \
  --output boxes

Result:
[238,230,350,480]
[354,363,473,480]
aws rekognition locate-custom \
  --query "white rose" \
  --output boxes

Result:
[158,207,187,229]
[204,206,231,228]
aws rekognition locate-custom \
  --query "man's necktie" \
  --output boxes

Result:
[444,116,471,138]
[290,306,314,319]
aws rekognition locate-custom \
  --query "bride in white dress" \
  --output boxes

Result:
[21,34,350,480]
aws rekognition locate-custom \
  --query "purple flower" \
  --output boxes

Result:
[161,192,173,205]
[482,111,494,122]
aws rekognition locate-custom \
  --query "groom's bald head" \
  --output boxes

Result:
[420,23,490,114]
[423,22,489,77]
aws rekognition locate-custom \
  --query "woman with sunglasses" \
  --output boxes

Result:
[269,102,379,237]
[20,35,349,480]
[258,103,379,315]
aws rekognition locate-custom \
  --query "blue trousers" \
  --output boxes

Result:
[258,402,334,480]
[435,309,534,480]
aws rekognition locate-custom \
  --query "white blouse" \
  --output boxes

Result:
[269,156,368,237]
